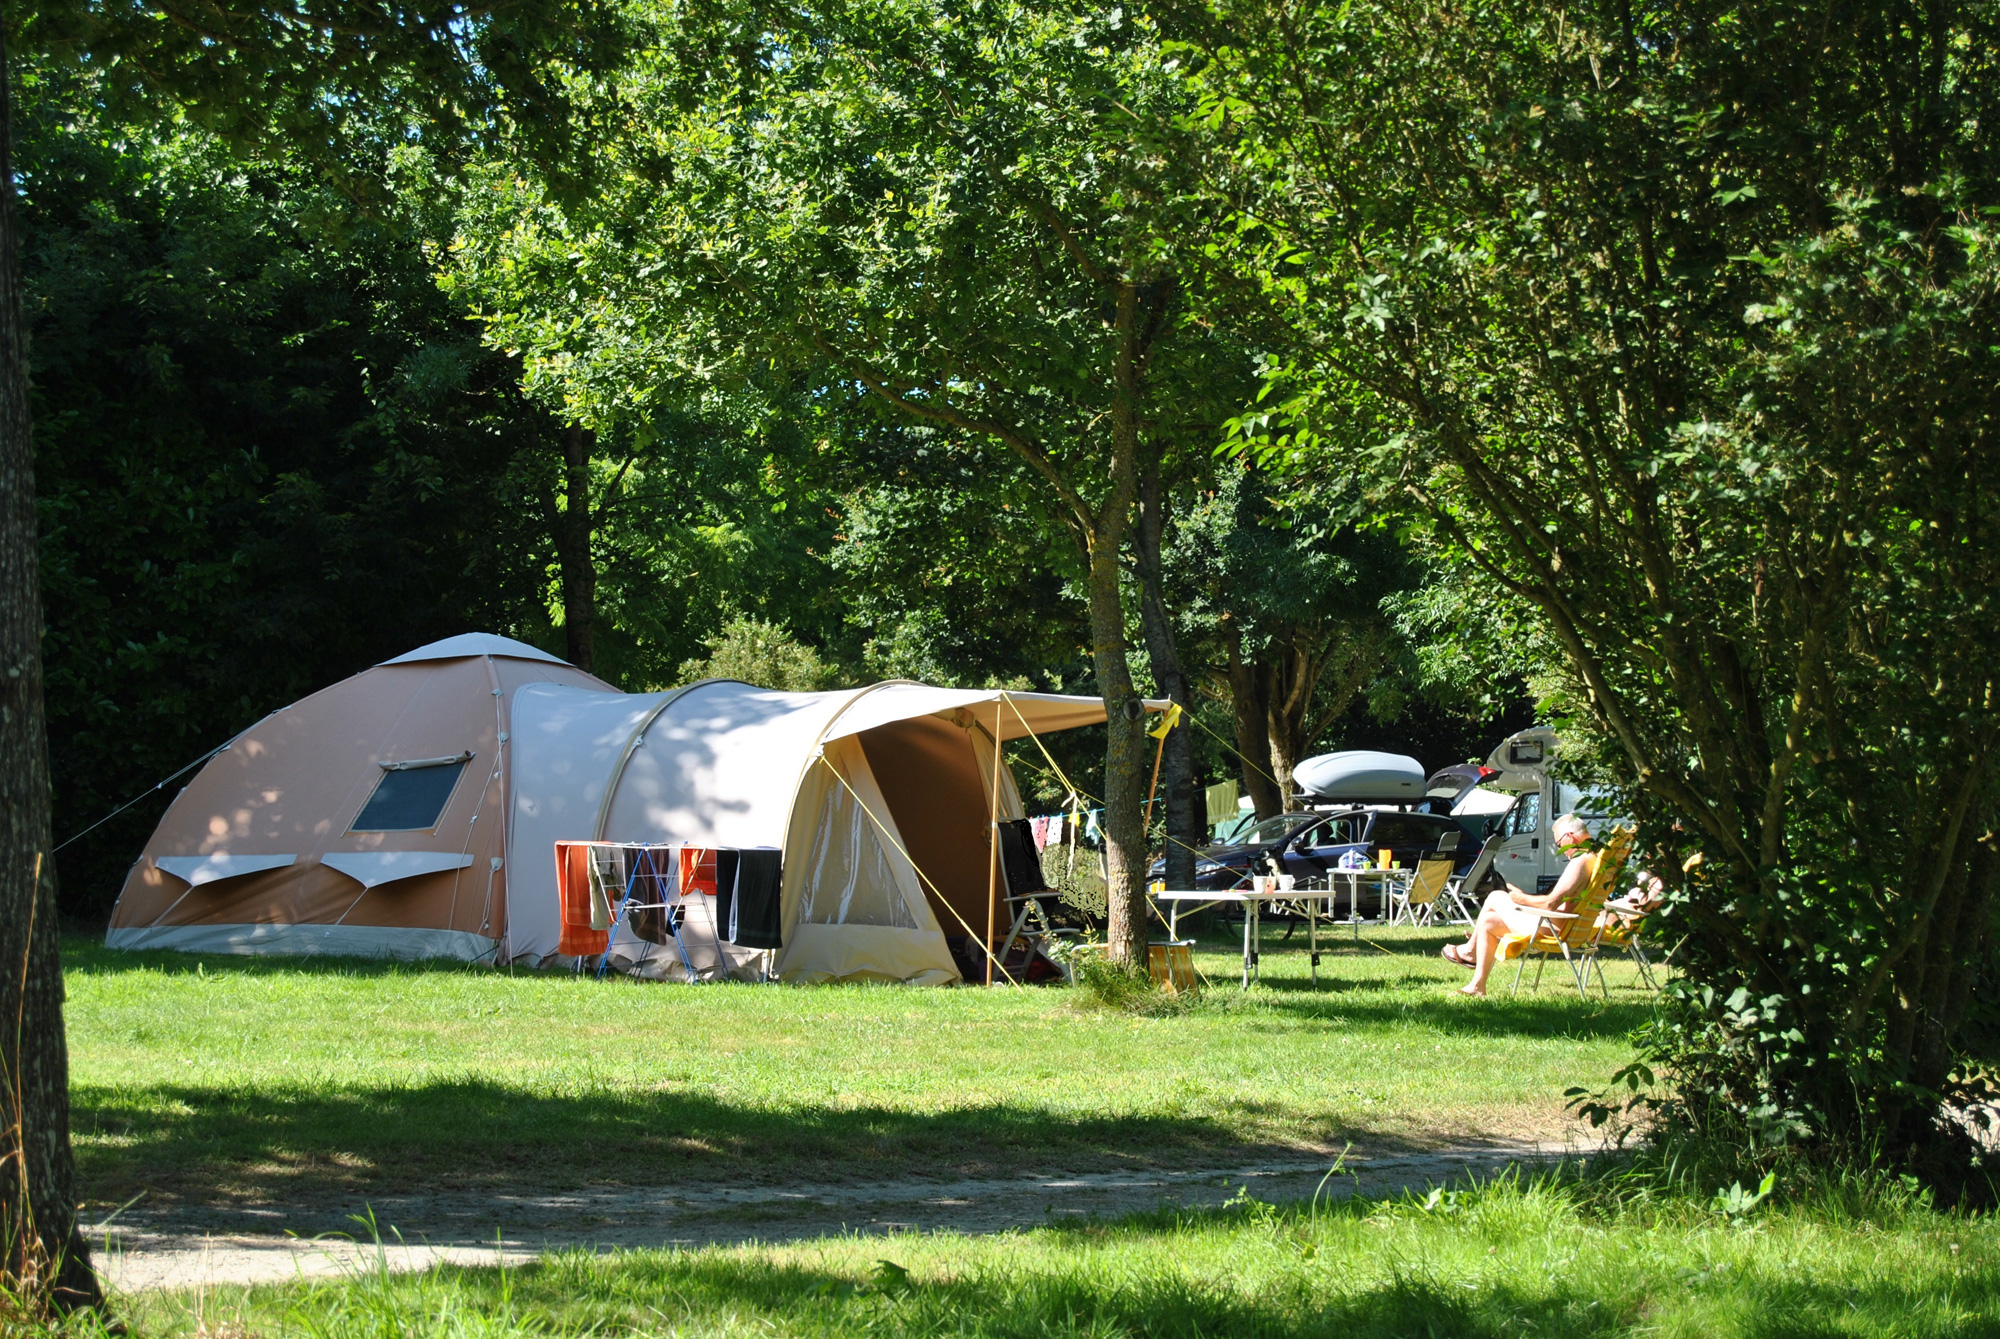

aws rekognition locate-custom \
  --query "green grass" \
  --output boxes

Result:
[99,1174,2000,1337]
[65,925,1651,1209]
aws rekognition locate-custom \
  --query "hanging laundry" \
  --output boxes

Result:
[1031,815,1054,851]
[627,901,671,946]
[710,849,742,943]
[1205,779,1241,828]
[1083,808,1103,845]
[728,847,784,949]
[588,858,614,931]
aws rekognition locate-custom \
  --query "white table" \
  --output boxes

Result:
[1325,867,1413,931]
[1152,870,1413,990]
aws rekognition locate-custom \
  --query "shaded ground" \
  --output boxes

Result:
[93,1137,1601,1292]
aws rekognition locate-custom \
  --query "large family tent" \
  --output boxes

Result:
[107,634,1137,982]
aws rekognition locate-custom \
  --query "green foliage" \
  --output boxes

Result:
[22,69,550,914]
[1203,0,2000,1179]
[677,615,845,692]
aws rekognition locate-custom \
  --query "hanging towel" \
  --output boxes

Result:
[588,858,614,931]
[1205,779,1241,828]
[1032,816,1052,851]
[627,901,671,945]
[1084,808,1103,846]
[625,846,677,944]
[710,848,741,943]
[556,842,611,957]
[728,847,784,949]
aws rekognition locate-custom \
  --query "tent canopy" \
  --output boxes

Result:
[508,678,1166,979]
[109,637,1162,983]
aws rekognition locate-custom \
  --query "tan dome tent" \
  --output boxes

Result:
[106,634,613,960]
[109,635,1140,983]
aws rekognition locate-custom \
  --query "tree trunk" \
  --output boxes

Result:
[1226,633,1283,819]
[0,30,103,1314]
[1133,460,1197,889]
[556,422,597,673]
[1089,280,1149,967]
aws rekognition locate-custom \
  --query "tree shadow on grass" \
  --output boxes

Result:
[344,1243,2000,1339]
[1236,988,1656,1040]
[73,1078,1447,1209]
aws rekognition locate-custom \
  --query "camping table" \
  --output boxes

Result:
[1152,887,1345,990]
[1324,867,1411,938]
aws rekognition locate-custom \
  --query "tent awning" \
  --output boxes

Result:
[819,684,1170,743]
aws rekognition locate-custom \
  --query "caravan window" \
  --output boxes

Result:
[351,755,470,832]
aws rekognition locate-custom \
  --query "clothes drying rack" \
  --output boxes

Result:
[579,842,708,983]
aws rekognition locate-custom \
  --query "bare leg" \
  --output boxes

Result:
[1446,891,1514,966]
[1459,909,1508,996]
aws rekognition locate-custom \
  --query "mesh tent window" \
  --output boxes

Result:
[350,755,470,832]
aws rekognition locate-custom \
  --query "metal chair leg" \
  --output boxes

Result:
[1629,941,1660,990]
[1559,944,1587,998]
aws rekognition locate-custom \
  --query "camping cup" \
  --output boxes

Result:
[1277,874,1295,892]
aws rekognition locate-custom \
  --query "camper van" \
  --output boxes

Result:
[1465,727,1615,895]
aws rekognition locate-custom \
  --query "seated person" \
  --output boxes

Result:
[1604,868,1666,928]
[1441,814,1596,997]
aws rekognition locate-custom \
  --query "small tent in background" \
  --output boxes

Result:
[107,634,1137,983]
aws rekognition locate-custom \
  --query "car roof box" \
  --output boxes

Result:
[1293,751,1426,803]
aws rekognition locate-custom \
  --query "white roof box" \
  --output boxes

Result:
[1293,750,1426,803]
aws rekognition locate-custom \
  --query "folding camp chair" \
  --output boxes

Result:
[1443,833,1502,924]
[1387,857,1456,927]
[1498,826,1635,998]
[1587,902,1662,991]
[994,818,1077,982]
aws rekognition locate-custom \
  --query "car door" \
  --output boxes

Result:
[1493,790,1543,893]
[1282,819,1337,882]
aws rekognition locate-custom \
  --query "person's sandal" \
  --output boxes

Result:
[1440,943,1474,968]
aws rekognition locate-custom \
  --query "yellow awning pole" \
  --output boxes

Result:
[985,698,1005,985]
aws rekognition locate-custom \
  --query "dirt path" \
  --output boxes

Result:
[93,1137,1602,1293]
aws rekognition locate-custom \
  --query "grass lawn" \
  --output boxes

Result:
[63,926,2000,1336]
[66,923,1652,1209]
[109,1176,2000,1337]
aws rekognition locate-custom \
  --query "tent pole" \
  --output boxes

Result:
[1141,728,1167,836]
[986,700,1004,986]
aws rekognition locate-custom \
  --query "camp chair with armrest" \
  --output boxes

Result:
[1587,894,1662,992]
[1497,826,1636,999]
[1387,857,1456,927]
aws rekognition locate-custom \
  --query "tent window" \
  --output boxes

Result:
[351,757,469,832]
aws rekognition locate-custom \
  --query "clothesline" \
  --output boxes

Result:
[1028,809,1102,852]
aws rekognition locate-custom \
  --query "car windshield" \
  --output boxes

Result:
[1235,816,1313,847]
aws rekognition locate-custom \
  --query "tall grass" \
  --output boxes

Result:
[101,1166,2000,1337]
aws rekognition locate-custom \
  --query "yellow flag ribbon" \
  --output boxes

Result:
[1146,701,1183,740]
